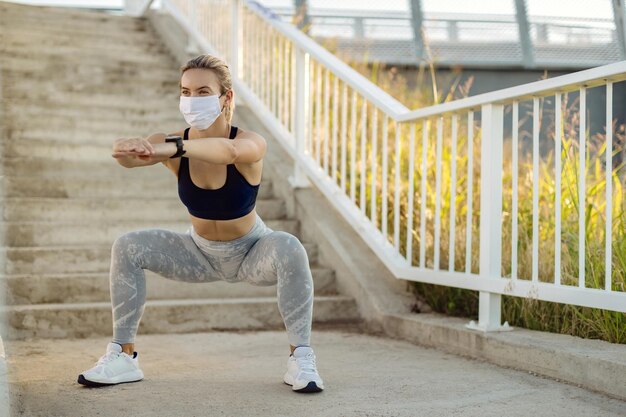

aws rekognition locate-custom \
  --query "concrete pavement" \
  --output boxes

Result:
[4,328,626,417]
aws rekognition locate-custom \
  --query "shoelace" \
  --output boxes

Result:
[295,352,318,373]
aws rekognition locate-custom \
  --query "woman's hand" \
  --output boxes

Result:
[112,137,155,159]
[111,135,178,167]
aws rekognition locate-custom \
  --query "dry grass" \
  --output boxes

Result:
[315,40,626,343]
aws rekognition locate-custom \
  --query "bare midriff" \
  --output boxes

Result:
[189,208,257,241]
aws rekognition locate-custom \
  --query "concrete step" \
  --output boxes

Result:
[1,65,179,86]
[0,1,143,20]
[1,156,174,177]
[2,262,333,304]
[1,295,360,340]
[4,103,182,122]
[2,196,285,223]
[2,175,275,199]
[0,29,170,54]
[5,106,182,129]
[1,55,178,81]
[8,114,187,136]
[0,25,156,46]
[1,156,172,177]
[5,78,180,99]
[2,239,318,275]
[0,17,147,35]
[2,47,178,69]
[5,96,180,116]
[0,35,169,58]
[1,219,300,247]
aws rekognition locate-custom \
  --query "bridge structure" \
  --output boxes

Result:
[259,0,626,70]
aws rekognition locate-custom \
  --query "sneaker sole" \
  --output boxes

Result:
[283,380,324,393]
[77,371,144,387]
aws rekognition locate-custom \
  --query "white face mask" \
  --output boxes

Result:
[179,94,224,130]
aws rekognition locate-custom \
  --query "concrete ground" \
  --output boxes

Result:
[4,328,626,417]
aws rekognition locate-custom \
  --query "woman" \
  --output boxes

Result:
[77,54,324,393]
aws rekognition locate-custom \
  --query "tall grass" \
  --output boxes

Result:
[311,40,626,343]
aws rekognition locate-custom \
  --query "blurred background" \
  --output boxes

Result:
[5,0,626,96]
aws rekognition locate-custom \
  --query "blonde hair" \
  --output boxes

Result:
[180,54,235,123]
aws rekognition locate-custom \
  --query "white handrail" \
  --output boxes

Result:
[398,61,626,121]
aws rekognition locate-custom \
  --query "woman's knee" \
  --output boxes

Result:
[268,230,300,249]
[269,231,309,268]
[111,230,158,265]
[113,230,144,252]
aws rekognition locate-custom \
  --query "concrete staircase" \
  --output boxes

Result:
[0,1,360,341]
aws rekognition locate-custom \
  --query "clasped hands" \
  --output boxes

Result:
[111,135,176,161]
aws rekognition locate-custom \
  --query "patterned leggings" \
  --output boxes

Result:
[109,213,314,347]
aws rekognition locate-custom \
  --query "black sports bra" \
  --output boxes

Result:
[177,126,260,220]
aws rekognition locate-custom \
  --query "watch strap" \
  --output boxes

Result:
[165,136,186,158]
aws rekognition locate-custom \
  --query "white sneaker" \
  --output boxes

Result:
[283,346,324,393]
[77,342,144,387]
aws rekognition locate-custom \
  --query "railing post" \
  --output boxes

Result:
[231,0,241,81]
[288,47,311,189]
[467,103,511,332]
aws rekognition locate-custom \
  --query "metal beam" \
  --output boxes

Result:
[612,0,626,59]
[293,0,311,34]
[409,0,425,62]
[514,0,534,68]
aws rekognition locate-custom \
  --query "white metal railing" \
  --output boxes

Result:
[140,0,626,330]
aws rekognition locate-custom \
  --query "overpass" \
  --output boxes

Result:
[262,0,626,70]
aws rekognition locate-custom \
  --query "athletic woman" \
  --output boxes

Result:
[77,54,324,393]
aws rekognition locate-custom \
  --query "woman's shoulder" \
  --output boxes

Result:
[232,126,265,144]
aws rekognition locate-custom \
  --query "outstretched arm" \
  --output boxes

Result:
[112,129,267,167]
[183,130,267,164]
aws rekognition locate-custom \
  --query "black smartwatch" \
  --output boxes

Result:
[165,135,186,158]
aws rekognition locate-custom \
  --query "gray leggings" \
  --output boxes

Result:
[109,213,314,347]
